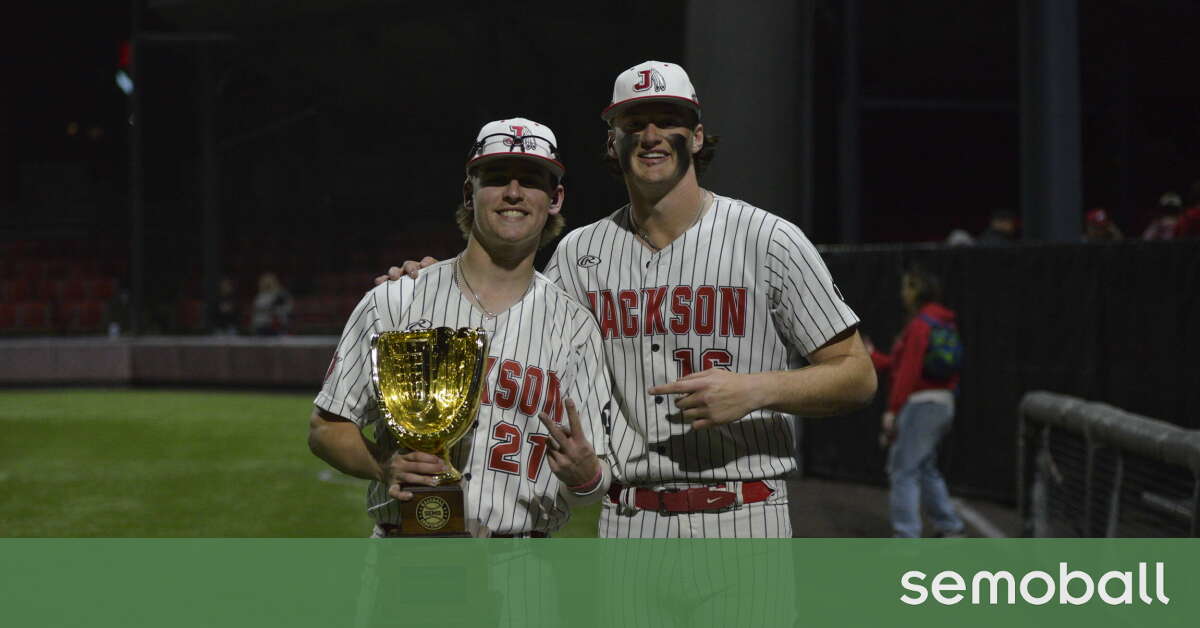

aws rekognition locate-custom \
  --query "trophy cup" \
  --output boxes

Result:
[371,327,487,537]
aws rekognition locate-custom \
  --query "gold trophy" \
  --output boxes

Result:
[371,327,487,537]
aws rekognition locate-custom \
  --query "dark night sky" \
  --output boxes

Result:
[3,0,1198,249]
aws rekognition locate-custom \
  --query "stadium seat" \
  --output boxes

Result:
[44,259,73,279]
[0,278,33,301]
[177,299,205,332]
[315,272,341,295]
[100,258,129,278]
[60,300,106,333]
[50,278,88,301]
[0,303,16,332]
[15,301,54,333]
[341,271,369,295]
[86,277,118,300]
[290,296,331,334]
[339,295,361,319]
[14,260,48,284]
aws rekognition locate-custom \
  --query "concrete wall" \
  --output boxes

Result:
[0,337,336,387]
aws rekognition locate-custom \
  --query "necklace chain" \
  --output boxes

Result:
[455,254,532,319]
[629,190,711,252]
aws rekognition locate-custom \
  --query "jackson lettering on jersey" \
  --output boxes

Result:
[544,193,858,487]
[314,260,613,535]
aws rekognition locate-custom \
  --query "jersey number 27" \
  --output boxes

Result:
[487,422,549,482]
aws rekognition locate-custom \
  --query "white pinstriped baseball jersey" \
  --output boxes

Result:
[315,259,613,536]
[543,193,859,488]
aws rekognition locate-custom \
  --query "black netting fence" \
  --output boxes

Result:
[801,240,1200,503]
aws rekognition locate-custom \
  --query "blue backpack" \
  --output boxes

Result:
[917,314,963,380]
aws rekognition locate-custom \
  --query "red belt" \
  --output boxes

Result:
[607,481,774,515]
[376,524,547,538]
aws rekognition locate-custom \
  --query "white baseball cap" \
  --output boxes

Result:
[601,60,701,122]
[465,117,564,179]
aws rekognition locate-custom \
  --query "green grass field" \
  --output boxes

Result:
[0,389,600,537]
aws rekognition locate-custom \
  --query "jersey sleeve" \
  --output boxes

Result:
[314,288,385,427]
[542,239,564,285]
[542,231,588,303]
[765,219,860,356]
[557,309,614,458]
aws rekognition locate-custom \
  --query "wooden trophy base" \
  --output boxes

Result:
[396,484,472,537]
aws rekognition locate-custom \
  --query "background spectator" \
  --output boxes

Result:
[976,209,1017,246]
[212,278,239,336]
[944,229,975,247]
[251,272,292,336]
[1141,192,1183,240]
[1083,208,1123,242]
[104,289,130,338]
[1176,180,1200,239]
[865,265,965,538]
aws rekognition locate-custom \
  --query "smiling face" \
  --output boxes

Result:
[464,158,564,251]
[608,102,703,191]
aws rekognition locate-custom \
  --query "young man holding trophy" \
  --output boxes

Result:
[308,118,614,538]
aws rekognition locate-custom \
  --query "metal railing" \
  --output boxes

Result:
[1018,391,1200,537]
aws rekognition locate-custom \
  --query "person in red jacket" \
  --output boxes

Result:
[866,266,965,538]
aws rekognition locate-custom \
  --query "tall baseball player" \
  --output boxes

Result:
[384,62,876,539]
[309,117,614,538]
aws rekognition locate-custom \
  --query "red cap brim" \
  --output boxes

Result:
[601,95,702,121]
[465,152,565,178]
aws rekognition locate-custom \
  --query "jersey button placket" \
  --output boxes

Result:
[643,252,665,421]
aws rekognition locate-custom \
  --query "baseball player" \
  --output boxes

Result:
[384,61,876,539]
[309,117,615,538]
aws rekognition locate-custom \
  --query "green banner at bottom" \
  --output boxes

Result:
[1,539,1194,627]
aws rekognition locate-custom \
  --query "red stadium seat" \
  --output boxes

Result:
[339,295,362,320]
[1,278,32,301]
[177,299,205,332]
[50,278,88,301]
[15,301,54,333]
[290,296,331,334]
[315,272,341,295]
[100,258,129,278]
[86,277,118,300]
[44,259,73,279]
[342,272,369,295]
[14,260,48,284]
[79,301,105,332]
[59,300,106,333]
[0,303,16,331]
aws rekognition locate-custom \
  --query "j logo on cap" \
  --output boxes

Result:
[466,117,564,179]
[632,69,667,93]
[602,60,701,122]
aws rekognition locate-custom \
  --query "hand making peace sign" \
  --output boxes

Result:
[537,398,601,488]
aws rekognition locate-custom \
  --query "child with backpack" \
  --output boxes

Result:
[865,264,965,538]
